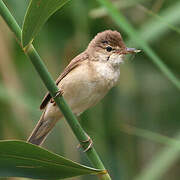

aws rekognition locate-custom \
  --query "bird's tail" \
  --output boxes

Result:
[27,111,59,146]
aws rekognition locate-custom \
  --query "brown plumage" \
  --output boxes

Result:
[40,30,125,110]
[27,30,137,146]
[40,52,89,110]
[88,30,126,49]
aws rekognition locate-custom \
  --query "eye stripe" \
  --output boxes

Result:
[102,40,108,44]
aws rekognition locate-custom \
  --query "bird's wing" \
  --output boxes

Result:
[40,52,89,110]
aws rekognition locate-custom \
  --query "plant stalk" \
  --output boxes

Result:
[0,1,111,179]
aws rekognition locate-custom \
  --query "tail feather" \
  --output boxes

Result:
[27,112,58,146]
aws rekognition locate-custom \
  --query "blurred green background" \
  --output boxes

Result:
[0,0,180,179]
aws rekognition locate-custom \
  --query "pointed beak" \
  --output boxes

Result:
[125,48,141,54]
[116,47,141,55]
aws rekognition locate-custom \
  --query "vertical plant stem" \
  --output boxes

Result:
[0,1,111,179]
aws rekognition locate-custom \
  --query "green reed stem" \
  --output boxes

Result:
[0,1,111,179]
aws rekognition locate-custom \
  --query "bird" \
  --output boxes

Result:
[27,30,139,146]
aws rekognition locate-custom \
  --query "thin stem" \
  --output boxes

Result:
[0,1,111,179]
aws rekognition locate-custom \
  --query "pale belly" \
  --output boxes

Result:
[44,61,120,119]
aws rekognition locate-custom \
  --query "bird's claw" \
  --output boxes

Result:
[53,89,64,99]
[77,135,93,152]
[50,89,64,104]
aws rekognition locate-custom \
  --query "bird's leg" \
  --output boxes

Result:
[77,133,93,152]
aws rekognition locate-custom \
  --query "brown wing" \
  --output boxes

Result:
[40,52,89,110]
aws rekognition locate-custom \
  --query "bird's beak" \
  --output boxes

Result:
[116,47,141,55]
[125,48,141,54]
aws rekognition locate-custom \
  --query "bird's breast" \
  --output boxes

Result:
[55,60,120,115]
[93,61,120,88]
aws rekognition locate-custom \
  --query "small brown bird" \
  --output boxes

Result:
[27,30,139,146]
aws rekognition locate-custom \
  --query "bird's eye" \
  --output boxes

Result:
[106,46,113,52]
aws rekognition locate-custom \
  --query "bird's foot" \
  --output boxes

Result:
[53,89,64,98]
[77,134,93,152]
[50,89,64,105]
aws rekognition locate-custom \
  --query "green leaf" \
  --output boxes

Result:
[0,140,102,179]
[22,0,70,47]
